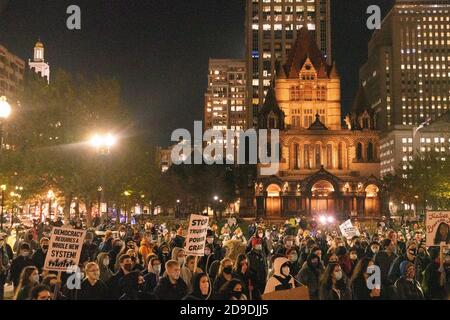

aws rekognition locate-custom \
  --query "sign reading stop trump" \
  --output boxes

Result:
[44,227,86,272]
[184,214,209,256]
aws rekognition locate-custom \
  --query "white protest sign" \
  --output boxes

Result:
[339,219,360,239]
[44,227,87,272]
[184,214,209,256]
[425,211,450,247]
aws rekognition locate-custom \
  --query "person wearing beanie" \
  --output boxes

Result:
[421,247,447,299]
[388,240,422,285]
[247,237,268,295]
[394,260,424,300]
[10,242,35,288]
[365,241,380,259]
[246,227,270,257]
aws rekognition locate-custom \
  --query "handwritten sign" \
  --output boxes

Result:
[44,227,86,272]
[184,214,209,256]
[425,211,450,247]
[339,219,360,239]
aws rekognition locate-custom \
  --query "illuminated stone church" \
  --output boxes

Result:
[254,28,383,220]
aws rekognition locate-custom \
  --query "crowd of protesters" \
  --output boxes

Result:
[0,214,449,300]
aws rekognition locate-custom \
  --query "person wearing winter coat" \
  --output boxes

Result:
[350,257,381,300]
[183,272,210,300]
[394,260,425,300]
[31,237,49,273]
[143,256,161,294]
[318,263,352,300]
[153,260,188,300]
[264,257,295,294]
[247,238,268,296]
[77,262,108,300]
[421,247,447,300]
[96,252,113,283]
[296,253,324,300]
[388,241,421,285]
[232,253,261,300]
[119,270,154,300]
[10,243,35,288]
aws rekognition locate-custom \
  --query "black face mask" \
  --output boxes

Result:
[232,291,242,299]
[223,266,232,274]
[123,264,133,272]
[42,245,49,250]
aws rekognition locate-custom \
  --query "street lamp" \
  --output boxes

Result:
[90,133,117,223]
[0,184,6,230]
[0,96,12,153]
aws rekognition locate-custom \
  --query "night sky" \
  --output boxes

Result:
[0,0,395,146]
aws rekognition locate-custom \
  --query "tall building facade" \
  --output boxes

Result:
[0,44,25,102]
[204,59,246,155]
[245,0,331,128]
[360,0,450,132]
[250,29,383,220]
[29,41,50,83]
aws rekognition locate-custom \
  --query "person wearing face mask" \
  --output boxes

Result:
[169,225,185,250]
[42,274,66,300]
[394,261,424,300]
[350,257,381,300]
[365,241,380,259]
[286,248,301,277]
[10,243,35,289]
[157,244,171,275]
[297,253,324,300]
[183,272,211,300]
[106,254,133,299]
[232,254,260,300]
[153,260,188,300]
[335,246,352,278]
[246,228,270,257]
[247,238,268,296]
[99,230,114,253]
[119,271,153,300]
[77,262,108,300]
[108,239,124,272]
[144,257,161,294]
[118,226,127,241]
[213,258,234,298]
[231,227,247,245]
[264,257,295,294]
[275,235,298,257]
[198,244,217,275]
[96,252,113,283]
[14,266,39,300]
[217,279,248,300]
[374,238,397,298]
[319,263,351,300]
[388,241,422,285]
[348,247,359,277]
[31,237,49,274]
[170,247,191,285]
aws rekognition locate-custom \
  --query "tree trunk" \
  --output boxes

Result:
[86,202,93,228]
[127,207,132,224]
[63,193,73,226]
[75,201,80,220]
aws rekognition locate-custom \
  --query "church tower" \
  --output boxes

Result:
[29,40,50,83]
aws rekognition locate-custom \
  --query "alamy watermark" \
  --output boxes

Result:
[170,121,280,176]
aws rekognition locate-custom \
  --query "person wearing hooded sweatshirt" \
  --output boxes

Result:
[232,253,261,300]
[119,270,154,300]
[217,278,248,300]
[106,254,133,299]
[264,257,295,294]
[170,247,191,288]
[157,243,171,275]
[143,256,161,294]
[183,272,210,300]
[198,244,217,275]
[139,231,154,264]
[153,260,188,300]
[296,253,324,300]
[335,246,353,278]
[96,252,113,283]
[108,239,124,272]
[10,243,35,288]
[394,260,424,300]
[388,240,421,285]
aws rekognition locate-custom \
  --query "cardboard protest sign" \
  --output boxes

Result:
[184,214,209,256]
[44,227,87,272]
[425,211,450,247]
[339,219,360,239]
[261,286,310,301]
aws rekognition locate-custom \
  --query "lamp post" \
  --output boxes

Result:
[213,195,219,221]
[0,184,6,230]
[0,96,12,154]
[90,133,116,223]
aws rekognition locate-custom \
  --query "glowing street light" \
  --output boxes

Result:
[90,133,117,149]
[0,96,11,119]
[214,195,219,201]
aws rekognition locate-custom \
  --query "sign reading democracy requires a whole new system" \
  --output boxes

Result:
[44,227,86,271]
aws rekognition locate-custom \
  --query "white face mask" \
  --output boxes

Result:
[31,274,40,283]
[103,259,110,267]
[281,266,290,276]
[334,270,343,281]
[254,244,262,251]
[178,257,186,265]
[204,249,211,256]
[153,265,161,274]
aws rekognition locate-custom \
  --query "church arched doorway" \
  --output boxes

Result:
[310,180,335,215]
[266,184,281,217]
